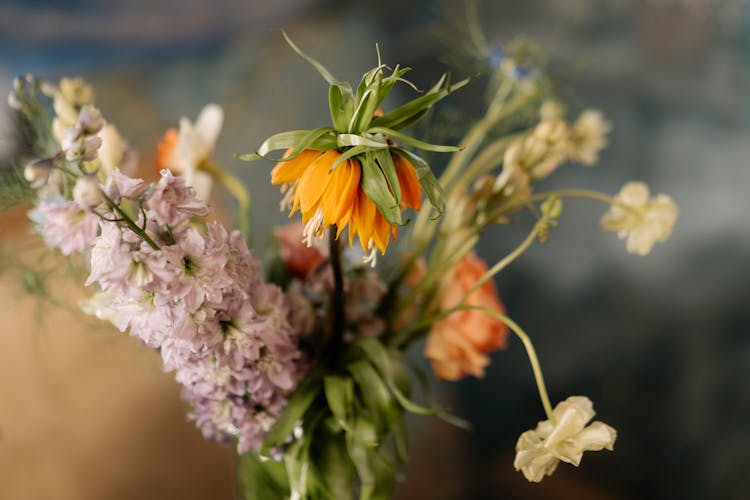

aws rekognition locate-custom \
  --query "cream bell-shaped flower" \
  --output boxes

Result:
[514,396,617,483]
[156,104,224,201]
[601,181,678,256]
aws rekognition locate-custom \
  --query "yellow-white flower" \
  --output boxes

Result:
[514,396,617,483]
[602,181,678,256]
[568,109,611,166]
[156,104,224,201]
[98,124,138,175]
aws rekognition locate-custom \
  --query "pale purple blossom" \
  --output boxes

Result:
[30,199,99,255]
[80,169,304,453]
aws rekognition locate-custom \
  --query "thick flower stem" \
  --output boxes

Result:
[328,226,346,362]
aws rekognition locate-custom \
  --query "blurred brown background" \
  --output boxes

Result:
[2,0,750,498]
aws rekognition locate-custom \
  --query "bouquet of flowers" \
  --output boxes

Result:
[2,25,677,499]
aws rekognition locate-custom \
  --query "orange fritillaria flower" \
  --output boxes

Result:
[271,149,422,260]
[424,251,509,381]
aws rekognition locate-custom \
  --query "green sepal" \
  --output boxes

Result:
[236,453,290,500]
[360,152,403,227]
[392,148,446,214]
[370,75,470,131]
[260,373,322,455]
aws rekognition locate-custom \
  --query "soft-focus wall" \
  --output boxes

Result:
[1,1,748,499]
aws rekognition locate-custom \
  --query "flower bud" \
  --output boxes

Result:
[24,159,53,187]
[73,175,102,209]
[77,105,104,135]
[7,90,21,110]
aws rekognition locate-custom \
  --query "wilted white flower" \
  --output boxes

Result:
[156,104,224,200]
[568,110,611,166]
[73,175,102,209]
[514,396,617,483]
[505,119,569,181]
[602,181,678,256]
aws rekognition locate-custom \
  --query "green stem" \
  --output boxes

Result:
[100,190,160,250]
[202,160,251,241]
[459,221,540,303]
[410,304,555,422]
[392,219,541,346]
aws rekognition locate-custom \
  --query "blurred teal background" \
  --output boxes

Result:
[2,0,750,498]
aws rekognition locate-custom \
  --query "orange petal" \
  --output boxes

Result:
[394,154,422,210]
[298,150,339,215]
[271,149,325,185]
[156,129,178,171]
[321,158,357,226]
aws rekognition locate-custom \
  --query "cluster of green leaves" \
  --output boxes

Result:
[238,337,462,500]
[239,32,469,226]
[0,167,35,211]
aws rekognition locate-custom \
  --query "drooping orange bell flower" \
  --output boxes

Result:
[271,149,422,260]
[424,251,509,380]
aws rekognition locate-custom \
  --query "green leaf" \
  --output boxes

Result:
[240,127,336,162]
[372,148,401,208]
[368,126,461,153]
[283,31,341,87]
[329,83,354,132]
[330,145,369,170]
[336,133,388,149]
[354,338,437,416]
[261,374,322,454]
[360,152,403,227]
[316,434,356,500]
[392,148,446,214]
[370,75,470,131]
[284,434,312,500]
[347,360,398,433]
[236,453,290,500]
[349,68,383,133]
[324,376,354,425]
[374,65,413,109]
[345,417,379,500]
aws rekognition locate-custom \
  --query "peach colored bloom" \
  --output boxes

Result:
[424,251,509,381]
[273,222,327,279]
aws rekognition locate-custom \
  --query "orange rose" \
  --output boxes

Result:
[273,222,327,279]
[424,251,509,380]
